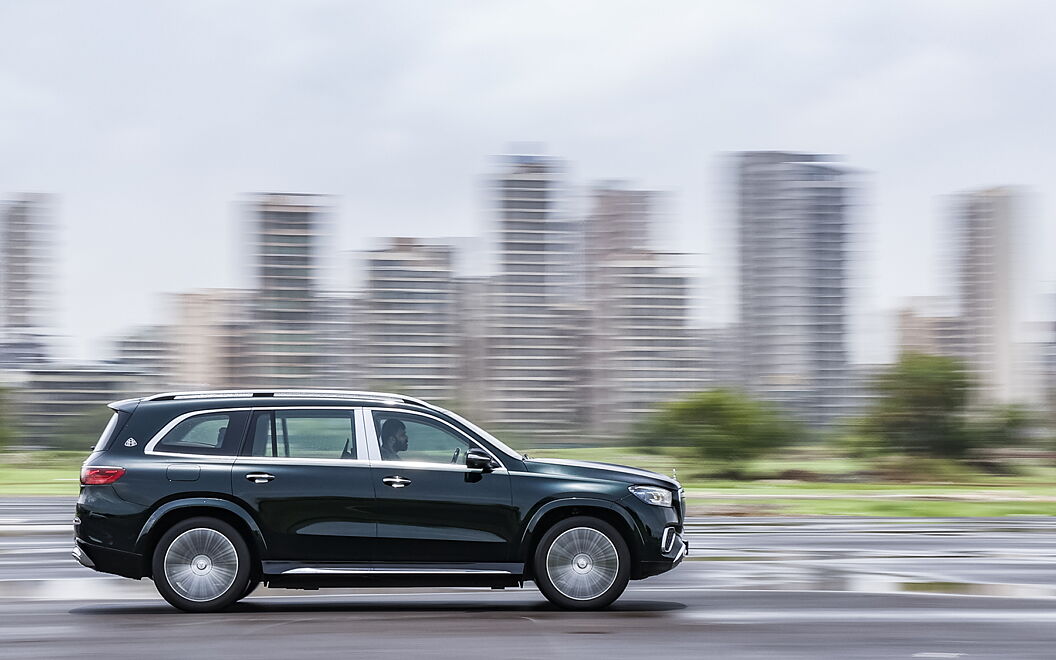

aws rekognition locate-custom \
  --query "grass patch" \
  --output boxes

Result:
[687,497,1056,518]
[529,445,1056,517]
[0,451,86,495]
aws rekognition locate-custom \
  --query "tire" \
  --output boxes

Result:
[240,580,261,600]
[533,516,630,610]
[151,516,252,613]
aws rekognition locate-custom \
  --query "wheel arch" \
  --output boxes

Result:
[520,499,643,578]
[135,498,266,578]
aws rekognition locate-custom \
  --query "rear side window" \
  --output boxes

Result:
[93,412,122,452]
[247,410,357,459]
[156,412,247,456]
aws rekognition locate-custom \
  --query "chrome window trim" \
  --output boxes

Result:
[145,406,371,463]
[363,407,507,472]
[232,456,372,468]
[369,458,508,474]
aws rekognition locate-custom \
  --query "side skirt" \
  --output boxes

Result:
[261,561,525,589]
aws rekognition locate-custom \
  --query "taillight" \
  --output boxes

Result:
[80,466,126,485]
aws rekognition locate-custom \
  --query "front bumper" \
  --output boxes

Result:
[637,531,688,579]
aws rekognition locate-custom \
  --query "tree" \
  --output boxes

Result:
[635,389,802,472]
[969,404,1034,449]
[866,352,974,457]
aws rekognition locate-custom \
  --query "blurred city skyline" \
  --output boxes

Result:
[1,1,1054,361]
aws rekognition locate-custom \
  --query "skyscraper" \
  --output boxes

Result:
[361,237,458,402]
[584,184,701,434]
[736,152,852,426]
[483,154,579,437]
[168,289,251,389]
[0,194,54,366]
[242,193,329,388]
[951,187,1018,403]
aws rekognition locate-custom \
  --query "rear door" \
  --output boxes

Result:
[140,409,250,504]
[366,409,515,565]
[231,407,376,562]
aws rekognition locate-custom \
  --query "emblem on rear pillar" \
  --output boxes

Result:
[125,438,137,447]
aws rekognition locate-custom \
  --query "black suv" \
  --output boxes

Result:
[75,390,687,612]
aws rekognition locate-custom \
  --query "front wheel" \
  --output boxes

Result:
[152,517,252,613]
[533,516,630,610]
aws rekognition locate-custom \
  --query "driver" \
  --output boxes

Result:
[379,419,408,461]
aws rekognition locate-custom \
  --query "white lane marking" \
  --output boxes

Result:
[913,654,964,658]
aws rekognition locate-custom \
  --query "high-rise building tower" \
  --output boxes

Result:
[0,194,53,332]
[0,194,54,365]
[952,187,1018,403]
[361,237,458,402]
[736,152,852,426]
[168,289,251,389]
[584,184,701,434]
[242,193,329,388]
[483,154,579,437]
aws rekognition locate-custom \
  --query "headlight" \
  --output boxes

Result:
[628,485,673,507]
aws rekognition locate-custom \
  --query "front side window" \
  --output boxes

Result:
[372,411,475,465]
[248,410,357,459]
[156,412,243,455]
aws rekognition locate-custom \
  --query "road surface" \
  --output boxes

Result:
[3,497,1055,658]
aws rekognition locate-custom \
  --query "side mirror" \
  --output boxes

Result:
[466,448,496,472]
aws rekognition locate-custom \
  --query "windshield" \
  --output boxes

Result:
[432,407,525,460]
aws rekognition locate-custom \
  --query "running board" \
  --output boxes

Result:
[262,561,523,575]
[261,561,525,589]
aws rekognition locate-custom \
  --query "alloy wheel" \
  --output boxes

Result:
[163,527,239,602]
[545,526,619,600]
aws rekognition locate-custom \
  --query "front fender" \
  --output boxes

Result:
[521,497,644,556]
[134,497,267,556]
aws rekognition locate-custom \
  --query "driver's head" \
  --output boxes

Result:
[381,419,408,452]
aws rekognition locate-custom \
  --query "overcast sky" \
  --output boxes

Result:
[1,0,1053,361]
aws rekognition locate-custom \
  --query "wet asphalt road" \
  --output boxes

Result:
[3,498,1056,658]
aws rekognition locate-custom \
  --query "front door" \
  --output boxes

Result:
[367,409,515,565]
[232,407,375,563]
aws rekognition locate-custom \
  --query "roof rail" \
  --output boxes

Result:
[141,389,430,406]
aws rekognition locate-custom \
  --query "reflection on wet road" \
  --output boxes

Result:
[3,498,1056,658]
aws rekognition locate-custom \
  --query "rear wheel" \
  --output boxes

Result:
[240,580,260,600]
[533,516,630,610]
[152,517,251,613]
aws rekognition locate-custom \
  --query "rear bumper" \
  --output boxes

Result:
[74,538,145,579]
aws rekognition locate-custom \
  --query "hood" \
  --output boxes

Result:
[524,457,680,489]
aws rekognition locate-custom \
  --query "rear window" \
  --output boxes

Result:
[92,412,122,452]
[155,412,246,456]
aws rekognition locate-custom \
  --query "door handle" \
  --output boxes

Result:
[245,472,275,484]
[382,475,411,488]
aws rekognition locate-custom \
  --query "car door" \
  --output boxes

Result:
[367,409,516,566]
[231,407,376,563]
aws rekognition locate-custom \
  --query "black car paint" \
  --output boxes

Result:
[75,395,687,588]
